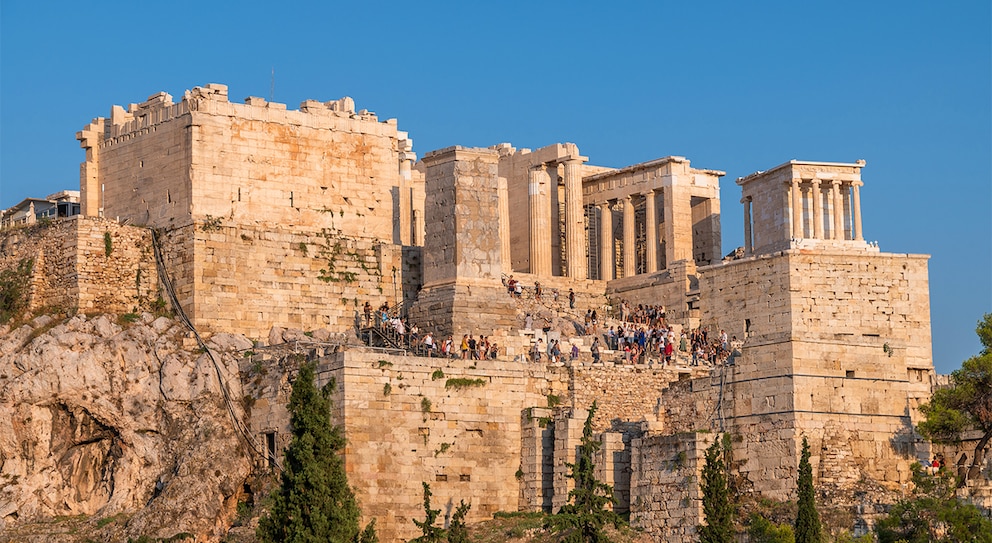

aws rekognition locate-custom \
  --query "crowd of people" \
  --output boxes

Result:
[360,296,737,367]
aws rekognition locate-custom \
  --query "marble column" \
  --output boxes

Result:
[598,202,613,280]
[643,190,658,272]
[852,181,864,241]
[831,180,843,240]
[811,179,823,239]
[563,159,586,279]
[791,178,803,238]
[529,165,552,276]
[742,197,752,256]
[622,195,636,278]
[498,177,512,273]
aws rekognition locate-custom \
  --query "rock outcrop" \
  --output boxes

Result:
[0,312,254,542]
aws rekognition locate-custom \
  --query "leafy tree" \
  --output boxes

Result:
[546,401,622,542]
[257,362,376,543]
[699,435,734,543]
[918,313,992,483]
[875,463,992,543]
[747,513,794,543]
[794,437,822,543]
[410,482,445,543]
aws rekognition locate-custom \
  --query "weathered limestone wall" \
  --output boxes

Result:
[629,432,715,541]
[692,249,935,500]
[409,146,516,340]
[571,365,710,432]
[330,351,566,543]
[0,216,159,315]
[82,85,409,244]
[184,222,418,339]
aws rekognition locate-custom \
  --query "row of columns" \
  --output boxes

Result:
[595,189,662,281]
[528,160,586,279]
[788,178,863,242]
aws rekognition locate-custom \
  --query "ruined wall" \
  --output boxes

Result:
[629,432,715,541]
[0,216,159,315]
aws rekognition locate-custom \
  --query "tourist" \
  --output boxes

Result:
[363,301,372,327]
[468,335,478,360]
[569,288,575,309]
[570,343,579,361]
[532,339,543,363]
[591,337,601,363]
[534,281,542,300]
[460,335,469,359]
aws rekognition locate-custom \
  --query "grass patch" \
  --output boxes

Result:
[445,377,486,390]
[431,368,445,380]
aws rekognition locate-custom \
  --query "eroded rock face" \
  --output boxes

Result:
[0,313,253,542]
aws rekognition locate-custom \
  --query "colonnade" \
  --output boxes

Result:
[594,190,664,281]
[528,159,586,278]
[742,178,864,256]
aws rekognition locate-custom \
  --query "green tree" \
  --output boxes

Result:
[446,499,472,543]
[794,437,822,543]
[918,313,992,483]
[546,401,622,542]
[748,514,794,543]
[699,435,734,543]
[875,463,992,543]
[257,362,376,543]
[410,482,445,543]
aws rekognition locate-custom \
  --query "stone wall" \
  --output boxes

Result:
[177,222,419,339]
[629,432,715,541]
[0,216,159,315]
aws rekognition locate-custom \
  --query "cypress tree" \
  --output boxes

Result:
[257,362,375,543]
[699,436,734,543]
[546,401,622,542]
[794,436,822,543]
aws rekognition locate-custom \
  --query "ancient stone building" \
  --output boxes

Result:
[76,84,425,338]
[0,82,971,541]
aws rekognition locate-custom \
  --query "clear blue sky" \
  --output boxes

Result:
[2,1,989,373]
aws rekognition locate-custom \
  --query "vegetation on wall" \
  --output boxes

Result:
[0,258,33,324]
[875,463,992,543]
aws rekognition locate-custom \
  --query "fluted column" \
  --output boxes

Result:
[622,195,636,277]
[811,179,823,239]
[643,190,658,272]
[742,197,753,256]
[831,180,843,240]
[529,165,552,275]
[791,178,802,238]
[563,159,586,279]
[852,181,864,241]
[598,202,613,280]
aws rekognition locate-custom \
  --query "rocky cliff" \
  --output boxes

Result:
[0,312,255,542]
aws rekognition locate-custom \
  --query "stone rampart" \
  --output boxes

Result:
[171,222,420,339]
[0,216,159,315]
